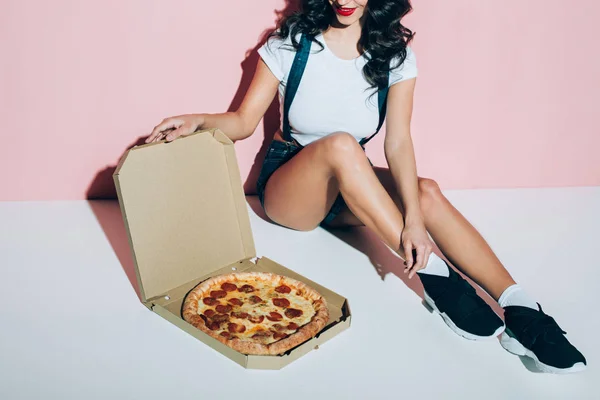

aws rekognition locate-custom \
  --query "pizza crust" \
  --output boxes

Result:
[182,272,330,355]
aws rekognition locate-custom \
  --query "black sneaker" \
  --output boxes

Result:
[419,264,505,340]
[500,303,587,374]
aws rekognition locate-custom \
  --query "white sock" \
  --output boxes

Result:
[416,253,450,277]
[497,284,538,310]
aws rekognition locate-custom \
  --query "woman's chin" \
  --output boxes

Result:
[334,16,360,27]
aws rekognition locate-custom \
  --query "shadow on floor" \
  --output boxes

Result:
[335,226,506,320]
[88,200,141,301]
[245,195,426,298]
[246,194,505,320]
[324,223,505,318]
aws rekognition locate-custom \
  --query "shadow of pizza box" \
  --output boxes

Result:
[113,128,351,370]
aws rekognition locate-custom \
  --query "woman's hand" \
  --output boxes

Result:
[401,222,434,279]
[146,114,205,143]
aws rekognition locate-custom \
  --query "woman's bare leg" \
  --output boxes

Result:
[263,132,408,259]
[326,167,516,300]
[321,166,589,373]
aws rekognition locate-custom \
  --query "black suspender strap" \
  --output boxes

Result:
[358,76,389,147]
[282,32,390,147]
[282,33,311,142]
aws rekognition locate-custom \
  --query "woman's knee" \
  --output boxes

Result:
[322,132,366,168]
[418,177,442,209]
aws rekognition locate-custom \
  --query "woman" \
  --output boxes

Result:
[146,0,586,373]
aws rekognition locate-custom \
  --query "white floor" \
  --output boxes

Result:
[1,187,598,400]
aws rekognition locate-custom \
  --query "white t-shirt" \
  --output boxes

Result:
[257,31,418,146]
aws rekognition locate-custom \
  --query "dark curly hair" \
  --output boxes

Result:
[271,0,415,91]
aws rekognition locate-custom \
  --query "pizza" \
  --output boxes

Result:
[182,272,329,355]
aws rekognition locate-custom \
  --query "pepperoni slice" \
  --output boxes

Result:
[266,312,283,322]
[285,308,303,319]
[272,298,291,308]
[247,315,265,324]
[200,314,208,323]
[212,313,229,323]
[228,298,243,306]
[203,309,216,318]
[286,322,300,330]
[208,321,220,331]
[252,330,272,338]
[249,295,263,304]
[273,332,289,340]
[220,331,231,338]
[221,282,237,292]
[272,324,285,332]
[202,297,217,306]
[215,304,232,314]
[275,285,291,294]
[231,311,249,319]
[238,284,255,293]
[227,323,246,333]
[210,290,227,299]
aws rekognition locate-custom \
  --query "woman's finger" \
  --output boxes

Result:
[147,119,179,143]
[419,247,431,273]
[166,124,194,141]
[409,246,425,279]
[403,241,413,271]
[151,127,176,143]
[151,130,167,143]
[147,125,166,143]
[147,123,166,143]
[411,246,433,280]
[415,245,425,269]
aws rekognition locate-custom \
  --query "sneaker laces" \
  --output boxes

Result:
[517,303,567,347]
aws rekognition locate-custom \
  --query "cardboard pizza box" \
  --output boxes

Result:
[113,128,351,370]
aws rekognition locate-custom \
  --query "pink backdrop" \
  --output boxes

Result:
[1,0,598,201]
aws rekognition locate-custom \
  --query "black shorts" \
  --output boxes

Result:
[255,138,373,226]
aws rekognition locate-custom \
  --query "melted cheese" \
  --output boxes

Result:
[197,279,316,344]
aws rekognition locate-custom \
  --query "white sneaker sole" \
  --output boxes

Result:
[499,331,587,374]
[423,291,505,341]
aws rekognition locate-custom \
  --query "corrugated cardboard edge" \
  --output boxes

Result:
[219,130,256,262]
[113,147,148,303]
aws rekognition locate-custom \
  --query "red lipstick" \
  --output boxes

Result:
[334,5,356,17]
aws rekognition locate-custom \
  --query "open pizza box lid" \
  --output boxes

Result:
[113,129,351,369]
